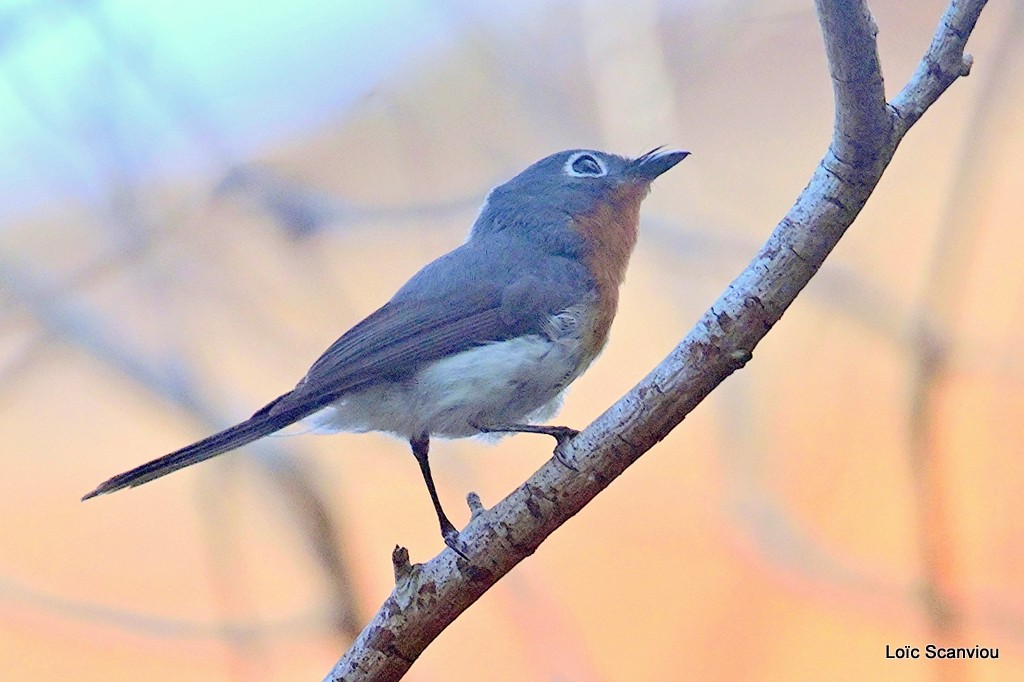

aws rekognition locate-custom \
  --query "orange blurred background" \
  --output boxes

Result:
[1,1,1022,680]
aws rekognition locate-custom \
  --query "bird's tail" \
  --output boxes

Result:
[82,394,315,500]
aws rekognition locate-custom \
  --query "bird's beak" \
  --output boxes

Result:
[627,147,690,181]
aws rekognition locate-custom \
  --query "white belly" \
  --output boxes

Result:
[307,332,588,439]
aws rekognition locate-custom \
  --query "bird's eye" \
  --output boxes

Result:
[567,153,606,177]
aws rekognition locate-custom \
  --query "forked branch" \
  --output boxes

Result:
[324,1,990,679]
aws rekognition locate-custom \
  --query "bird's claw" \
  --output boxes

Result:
[552,428,580,471]
[443,529,470,561]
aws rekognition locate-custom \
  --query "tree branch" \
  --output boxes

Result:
[323,1,990,679]
[890,0,987,132]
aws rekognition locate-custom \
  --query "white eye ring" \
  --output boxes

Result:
[565,152,607,178]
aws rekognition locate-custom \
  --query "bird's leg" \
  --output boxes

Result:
[409,434,468,560]
[476,422,579,443]
[472,422,580,470]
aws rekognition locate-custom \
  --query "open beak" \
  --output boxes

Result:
[628,147,690,181]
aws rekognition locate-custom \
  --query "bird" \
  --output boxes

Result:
[83,147,689,555]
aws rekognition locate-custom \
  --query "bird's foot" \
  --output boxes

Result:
[550,428,580,471]
[440,518,470,561]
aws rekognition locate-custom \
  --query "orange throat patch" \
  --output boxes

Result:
[570,181,648,356]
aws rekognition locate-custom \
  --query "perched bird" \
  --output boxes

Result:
[83,148,688,555]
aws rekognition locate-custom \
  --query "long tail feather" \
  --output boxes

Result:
[82,395,314,500]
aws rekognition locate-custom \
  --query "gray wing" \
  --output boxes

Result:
[267,239,592,415]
